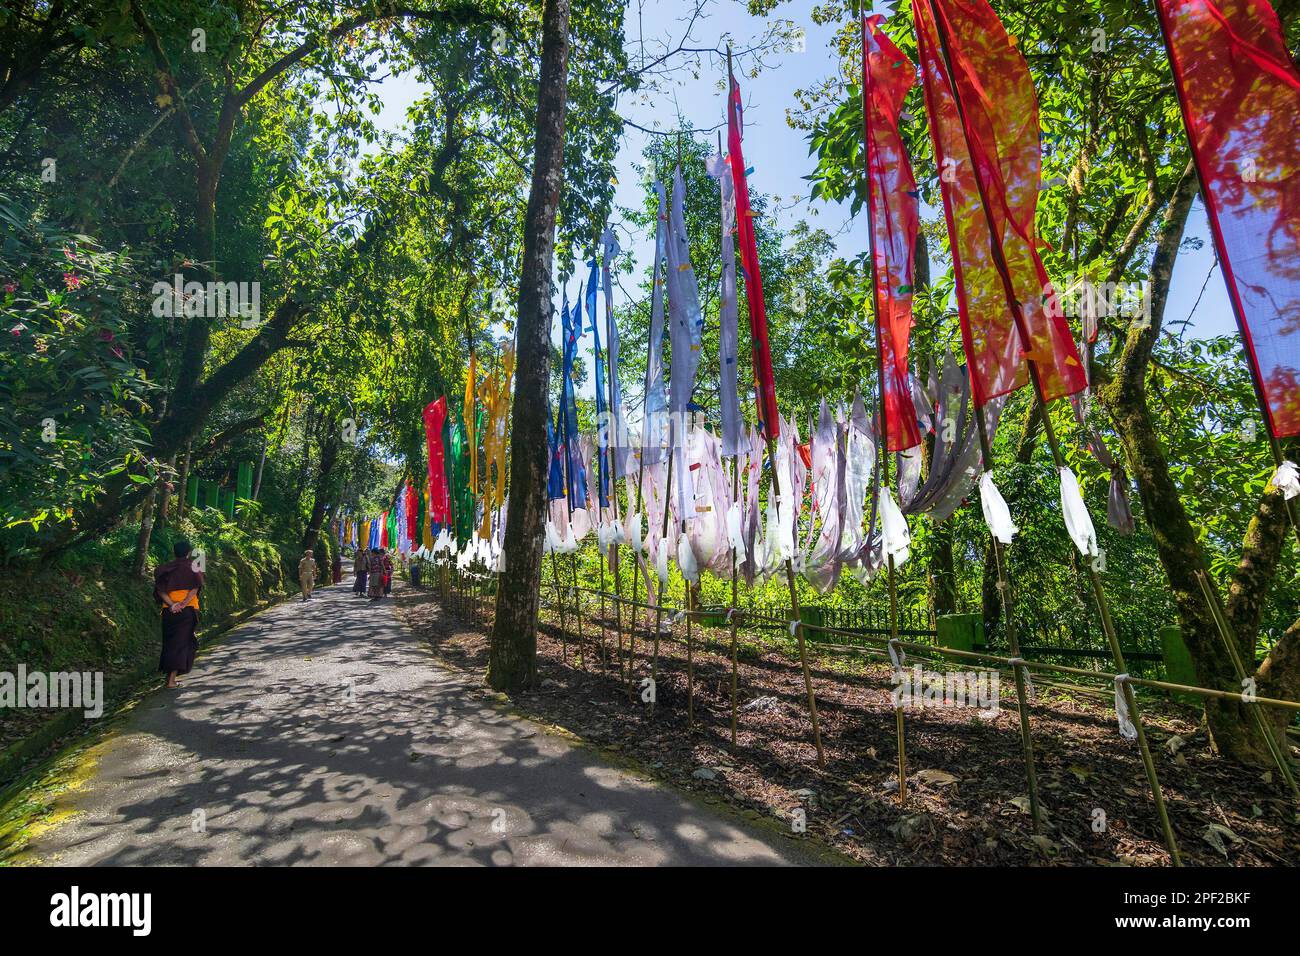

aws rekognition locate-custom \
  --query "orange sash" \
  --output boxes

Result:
[163,588,199,613]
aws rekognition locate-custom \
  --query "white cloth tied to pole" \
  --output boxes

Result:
[1273,460,1300,500]
[978,471,1018,544]
[1113,674,1137,740]
[656,537,669,585]
[886,639,906,674]
[1059,466,1099,558]
[726,501,745,562]
[878,487,910,566]
[543,520,562,554]
[626,510,644,555]
[677,532,700,583]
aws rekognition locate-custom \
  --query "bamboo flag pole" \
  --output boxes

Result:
[719,126,742,748]
[727,44,825,768]
[858,8,909,804]
[565,352,588,670]
[602,226,625,678]
[591,230,610,670]
[672,134,698,730]
[729,456,741,745]
[926,2,1179,864]
[1195,571,1299,803]
[653,430,674,709]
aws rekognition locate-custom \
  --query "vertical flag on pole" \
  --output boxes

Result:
[727,63,781,440]
[601,228,626,475]
[463,354,478,500]
[586,257,610,507]
[666,163,705,518]
[863,13,923,453]
[559,289,588,507]
[642,184,670,463]
[423,397,450,523]
[546,403,566,500]
[405,483,417,546]
[707,149,743,458]
[913,0,1087,407]
[1155,0,1300,438]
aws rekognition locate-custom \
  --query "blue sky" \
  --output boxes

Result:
[372,0,1233,396]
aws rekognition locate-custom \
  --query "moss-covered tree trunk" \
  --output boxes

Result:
[1100,162,1296,766]
[488,0,571,692]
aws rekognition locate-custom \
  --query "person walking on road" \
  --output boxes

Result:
[298,549,317,601]
[366,548,385,600]
[352,549,368,596]
[155,538,204,689]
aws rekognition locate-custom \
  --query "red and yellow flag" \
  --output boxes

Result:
[727,66,781,440]
[913,0,1086,408]
[863,14,922,452]
[1156,0,1300,438]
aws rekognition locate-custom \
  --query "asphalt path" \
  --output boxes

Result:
[23,583,821,866]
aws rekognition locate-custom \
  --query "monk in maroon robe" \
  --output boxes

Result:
[154,539,205,688]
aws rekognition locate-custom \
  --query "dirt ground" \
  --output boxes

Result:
[392,580,1299,866]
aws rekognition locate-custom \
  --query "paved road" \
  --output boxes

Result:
[24,584,819,866]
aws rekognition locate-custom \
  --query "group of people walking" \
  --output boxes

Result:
[154,537,392,689]
[352,547,393,600]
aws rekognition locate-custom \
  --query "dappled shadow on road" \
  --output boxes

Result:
[32,587,806,866]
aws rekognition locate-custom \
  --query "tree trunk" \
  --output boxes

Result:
[302,422,341,553]
[154,453,177,531]
[928,517,958,618]
[1099,162,1286,765]
[252,441,267,502]
[132,482,159,578]
[177,442,192,521]
[42,297,308,555]
[488,0,571,692]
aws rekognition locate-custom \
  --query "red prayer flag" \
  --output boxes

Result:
[404,483,417,542]
[727,67,781,441]
[913,0,1087,408]
[863,14,923,452]
[423,397,450,523]
[1156,0,1300,438]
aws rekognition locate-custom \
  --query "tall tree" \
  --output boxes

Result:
[488,0,571,691]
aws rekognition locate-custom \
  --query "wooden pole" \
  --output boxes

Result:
[726,44,823,768]
[729,458,741,746]
[974,409,1045,831]
[652,439,674,709]
[1195,571,1299,803]
[765,434,826,769]
[860,9,908,802]
[925,0,1179,863]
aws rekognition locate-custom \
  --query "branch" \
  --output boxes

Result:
[107,78,207,190]
[235,4,498,108]
[128,0,207,166]
[191,414,268,461]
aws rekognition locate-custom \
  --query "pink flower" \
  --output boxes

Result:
[63,272,81,290]
[10,323,26,337]
[97,328,114,342]
[111,345,124,359]
[2,283,14,294]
